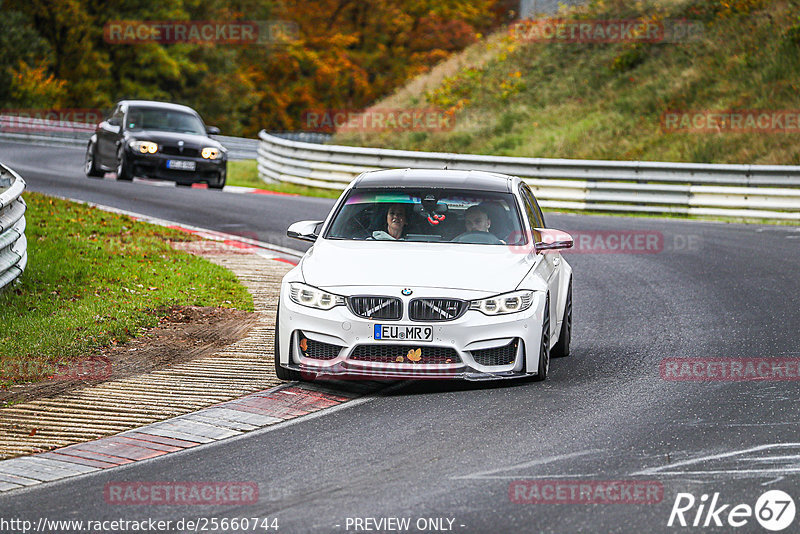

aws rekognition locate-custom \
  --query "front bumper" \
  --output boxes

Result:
[127,150,226,185]
[277,285,547,381]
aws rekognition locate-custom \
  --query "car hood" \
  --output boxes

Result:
[125,130,221,149]
[301,239,533,293]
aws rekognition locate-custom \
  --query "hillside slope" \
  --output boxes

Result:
[333,0,800,165]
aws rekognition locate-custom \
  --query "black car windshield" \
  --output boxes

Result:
[325,188,526,245]
[125,108,206,135]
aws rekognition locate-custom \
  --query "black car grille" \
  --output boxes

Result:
[350,345,460,365]
[299,336,342,360]
[408,298,468,322]
[161,145,200,157]
[471,339,519,366]
[348,296,402,320]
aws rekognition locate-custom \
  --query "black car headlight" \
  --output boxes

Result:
[201,147,221,159]
[129,140,158,154]
[289,282,345,310]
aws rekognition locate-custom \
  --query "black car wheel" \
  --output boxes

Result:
[551,279,572,358]
[209,175,226,190]
[532,296,551,382]
[116,148,133,181]
[85,142,104,178]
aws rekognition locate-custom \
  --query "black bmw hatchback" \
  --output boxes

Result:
[85,100,227,189]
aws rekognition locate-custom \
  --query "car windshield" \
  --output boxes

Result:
[325,188,526,245]
[125,108,206,135]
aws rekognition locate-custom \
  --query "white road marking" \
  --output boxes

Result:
[452,450,603,480]
[634,443,800,477]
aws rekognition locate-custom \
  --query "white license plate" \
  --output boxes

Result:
[374,324,433,342]
[166,160,196,171]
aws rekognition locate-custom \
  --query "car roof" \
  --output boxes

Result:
[352,169,515,193]
[118,100,200,115]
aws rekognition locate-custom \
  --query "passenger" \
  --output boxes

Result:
[372,203,409,240]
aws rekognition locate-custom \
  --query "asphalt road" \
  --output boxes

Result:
[0,141,330,253]
[2,141,800,533]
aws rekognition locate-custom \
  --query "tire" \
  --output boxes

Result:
[274,306,301,381]
[532,296,551,382]
[209,176,226,190]
[85,142,104,177]
[551,279,572,358]
[116,148,133,181]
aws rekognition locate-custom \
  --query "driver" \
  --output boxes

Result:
[453,205,504,244]
[464,205,492,233]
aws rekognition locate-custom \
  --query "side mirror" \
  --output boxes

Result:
[287,220,324,242]
[206,126,221,135]
[534,228,573,253]
[107,117,121,127]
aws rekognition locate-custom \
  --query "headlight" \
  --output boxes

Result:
[129,140,158,154]
[470,290,535,315]
[201,147,221,159]
[289,282,345,310]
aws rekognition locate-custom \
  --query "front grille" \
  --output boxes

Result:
[161,146,200,157]
[408,298,468,322]
[299,336,342,360]
[350,345,460,365]
[348,296,402,320]
[471,339,518,366]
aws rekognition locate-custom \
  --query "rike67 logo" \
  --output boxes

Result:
[668,490,796,531]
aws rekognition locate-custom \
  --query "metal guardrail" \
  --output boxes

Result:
[0,163,27,291]
[257,130,800,220]
[0,115,265,160]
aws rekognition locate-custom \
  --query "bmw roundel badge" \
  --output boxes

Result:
[401,288,413,296]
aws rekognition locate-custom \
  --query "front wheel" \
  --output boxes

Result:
[209,175,226,190]
[551,279,572,358]
[116,149,133,181]
[274,306,301,381]
[85,142,103,177]
[532,296,551,382]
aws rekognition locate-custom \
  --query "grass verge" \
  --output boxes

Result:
[0,192,254,388]
[333,0,800,165]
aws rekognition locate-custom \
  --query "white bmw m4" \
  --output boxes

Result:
[275,169,574,382]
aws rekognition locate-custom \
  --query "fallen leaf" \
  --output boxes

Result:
[407,348,422,362]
